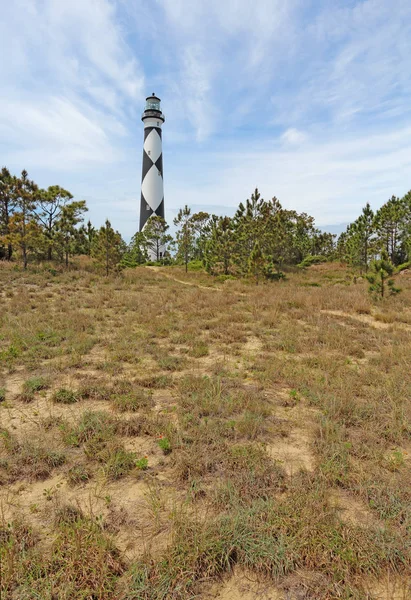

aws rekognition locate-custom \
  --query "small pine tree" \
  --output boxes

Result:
[366,251,401,299]
[92,219,125,275]
[142,216,172,261]
[174,205,195,272]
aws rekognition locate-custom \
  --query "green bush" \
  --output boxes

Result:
[395,261,411,273]
[298,255,328,268]
[187,260,204,271]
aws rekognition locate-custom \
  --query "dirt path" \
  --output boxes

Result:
[146,266,221,291]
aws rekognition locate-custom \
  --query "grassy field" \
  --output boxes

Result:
[1,261,410,599]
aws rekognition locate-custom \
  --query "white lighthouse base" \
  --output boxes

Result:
[147,245,166,262]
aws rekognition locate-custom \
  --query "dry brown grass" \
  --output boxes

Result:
[1,262,410,599]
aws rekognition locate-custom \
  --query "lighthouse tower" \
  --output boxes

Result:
[139,93,166,258]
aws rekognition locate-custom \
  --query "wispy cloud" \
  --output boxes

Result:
[0,0,144,170]
[0,0,410,237]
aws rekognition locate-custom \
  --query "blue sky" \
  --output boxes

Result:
[1,0,410,239]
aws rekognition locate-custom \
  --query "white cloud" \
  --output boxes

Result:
[281,128,308,145]
[163,125,411,226]
[0,0,144,170]
[1,0,411,238]
[0,96,122,170]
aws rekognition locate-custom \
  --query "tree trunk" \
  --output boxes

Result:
[65,250,69,267]
[23,245,27,269]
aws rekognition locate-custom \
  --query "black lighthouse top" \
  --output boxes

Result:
[142,93,165,123]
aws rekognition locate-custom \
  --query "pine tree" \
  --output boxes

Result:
[3,213,45,267]
[249,240,265,285]
[174,206,195,272]
[37,185,73,260]
[92,219,125,275]
[366,251,401,299]
[0,167,18,260]
[55,201,87,266]
[75,220,96,256]
[12,170,38,269]
[191,211,211,260]
[122,232,148,267]
[234,188,265,274]
[204,216,237,275]
[374,196,405,265]
[142,216,172,261]
[399,190,411,263]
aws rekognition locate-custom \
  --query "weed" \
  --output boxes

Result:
[60,410,115,447]
[67,464,91,486]
[189,341,209,357]
[78,381,111,401]
[111,388,153,412]
[0,434,66,482]
[52,388,78,404]
[99,444,137,480]
[136,374,173,388]
[20,376,49,402]
[157,355,187,371]
[157,436,172,455]
[136,457,148,470]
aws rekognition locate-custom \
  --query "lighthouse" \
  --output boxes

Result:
[139,93,166,258]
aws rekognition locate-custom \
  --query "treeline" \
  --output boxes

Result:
[337,194,411,271]
[0,168,125,272]
[168,190,335,280]
[1,167,410,279]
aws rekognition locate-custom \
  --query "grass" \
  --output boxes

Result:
[1,262,410,599]
[20,375,49,402]
[52,387,78,404]
[0,429,66,482]
[111,388,153,412]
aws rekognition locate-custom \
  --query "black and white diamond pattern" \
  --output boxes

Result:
[140,126,164,231]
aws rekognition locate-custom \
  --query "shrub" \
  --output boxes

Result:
[187,260,204,271]
[395,261,411,273]
[298,255,328,268]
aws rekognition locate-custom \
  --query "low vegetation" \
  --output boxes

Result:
[1,261,410,599]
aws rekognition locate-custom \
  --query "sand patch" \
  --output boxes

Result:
[329,490,377,528]
[4,371,26,398]
[205,568,283,600]
[364,575,410,600]
[266,428,314,476]
[321,309,411,331]
[243,336,262,354]
[147,266,218,291]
